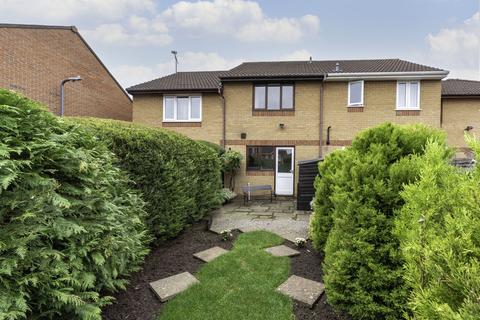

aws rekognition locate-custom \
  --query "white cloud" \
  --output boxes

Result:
[113,49,317,88]
[427,12,480,80]
[159,0,319,43]
[112,64,158,88]
[0,0,155,22]
[84,23,172,46]
[278,49,313,61]
[158,51,243,75]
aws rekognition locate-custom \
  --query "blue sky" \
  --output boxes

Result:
[0,0,479,88]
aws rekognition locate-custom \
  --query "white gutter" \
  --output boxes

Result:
[325,70,449,81]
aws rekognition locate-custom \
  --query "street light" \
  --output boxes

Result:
[60,76,82,116]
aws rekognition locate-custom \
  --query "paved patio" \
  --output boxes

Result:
[209,199,311,242]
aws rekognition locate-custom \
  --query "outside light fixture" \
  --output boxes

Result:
[60,76,82,116]
[465,125,474,131]
[279,123,285,129]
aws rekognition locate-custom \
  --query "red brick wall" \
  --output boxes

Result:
[0,26,132,120]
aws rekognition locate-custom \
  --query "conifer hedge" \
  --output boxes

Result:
[0,90,150,319]
[396,139,480,319]
[310,123,448,319]
[72,119,222,242]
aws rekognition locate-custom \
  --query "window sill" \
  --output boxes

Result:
[347,106,364,113]
[162,122,202,127]
[252,110,295,116]
[246,170,275,176]
[396,110,421,116]
[395,108,421,111]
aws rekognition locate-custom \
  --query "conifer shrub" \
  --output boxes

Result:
[72,119,222,242]
[396,138,480,319]
[0,90,149,320]
[310,123,448,319]
[309,150,346,251]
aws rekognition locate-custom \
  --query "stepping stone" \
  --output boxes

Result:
[193,246,229,262]
[276,275,325,307]
[149,272,199,302]
[265,245,300,257]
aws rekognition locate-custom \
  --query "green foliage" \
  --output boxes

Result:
[220,150,242,173]
[71,118,222,242]
[221,150,242,190]
[0,90,149,320]
[310,123,449,319]
[396,138,480,320]
[197,140,225,157]
[218,187,237,204]
[309,150,346,251]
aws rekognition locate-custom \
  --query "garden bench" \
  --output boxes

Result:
[241,184,274,205]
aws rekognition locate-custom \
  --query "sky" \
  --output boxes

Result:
[0,0,479,88]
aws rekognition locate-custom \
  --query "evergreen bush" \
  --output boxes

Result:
[72,119,222,242]
[310,123,448,319]
[396,138,480,319]
[0,90,149,320]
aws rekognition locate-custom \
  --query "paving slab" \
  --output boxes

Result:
[193,246,229,262]
[149,272,199,302]
[276,275,325,307]
[265,245,300,257]
[210,200,310,242]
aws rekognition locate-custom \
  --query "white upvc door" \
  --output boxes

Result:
[275,147,294,196]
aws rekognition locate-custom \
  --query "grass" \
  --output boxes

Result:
[158,231,294,320]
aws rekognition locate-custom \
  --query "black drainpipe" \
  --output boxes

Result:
[326,126,331,145]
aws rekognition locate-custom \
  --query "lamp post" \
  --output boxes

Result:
[60,76,82,116]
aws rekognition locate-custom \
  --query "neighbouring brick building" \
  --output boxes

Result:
[127,59,480,196]
[0,24,132,120]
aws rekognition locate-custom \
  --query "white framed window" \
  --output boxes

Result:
[163,95,202,122]
[348,80,364,106]
[396,81,420,110]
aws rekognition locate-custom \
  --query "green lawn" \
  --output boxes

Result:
[158,231,294,320]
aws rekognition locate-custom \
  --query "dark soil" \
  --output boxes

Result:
[285,241,350,320]
[102,221,348,320]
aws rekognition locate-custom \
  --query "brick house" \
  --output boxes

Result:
[0,24,132,121]
[127,59,480,196]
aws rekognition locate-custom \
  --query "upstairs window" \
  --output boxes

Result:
[163,95,202,122]
[254,84,294,110]
[348,80,364,106]
[397,81,420,109]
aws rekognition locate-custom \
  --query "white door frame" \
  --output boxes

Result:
[275,147,295,196]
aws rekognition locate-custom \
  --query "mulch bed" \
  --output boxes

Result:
[284,241,350,320]
[102,221,348,320]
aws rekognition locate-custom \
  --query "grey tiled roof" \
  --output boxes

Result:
[442,79,480,96]
[127,59,447,93]
[127,71,225,93]
[221,59,445,79]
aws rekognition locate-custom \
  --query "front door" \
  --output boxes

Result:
[275,147,294,196]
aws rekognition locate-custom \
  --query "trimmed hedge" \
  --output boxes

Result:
[72,118,222,242]
[396,139,480,319]
[310,123,449,319]
[0,90,149,320]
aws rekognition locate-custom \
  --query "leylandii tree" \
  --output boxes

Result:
[0,90,150,320]
[311,123,449,319]
[396,138,480,319]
